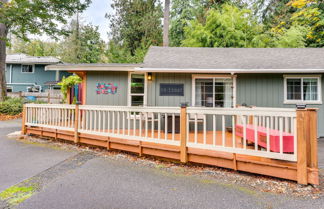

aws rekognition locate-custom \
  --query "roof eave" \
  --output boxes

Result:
[45,64,140,72]
[6,62,60,65]
[135,67,324,73]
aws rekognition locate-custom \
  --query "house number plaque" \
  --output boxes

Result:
[160,83,184,96]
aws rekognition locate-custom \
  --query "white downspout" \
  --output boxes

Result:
[10,64,13,83]
[55,70,59,81]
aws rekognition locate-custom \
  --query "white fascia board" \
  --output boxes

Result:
[134,67,324,74]
[45,65,137,72]
[7,62,59,65]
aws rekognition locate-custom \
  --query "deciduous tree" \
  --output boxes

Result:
[182,4,265,47]
[0,0,91,101]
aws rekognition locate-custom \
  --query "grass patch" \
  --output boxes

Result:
[221,183,257,196]
[0,186,36,206]
[155,164,165,169]
[200,179,216,184]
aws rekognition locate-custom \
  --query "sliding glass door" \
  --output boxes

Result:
[194,76,234,108]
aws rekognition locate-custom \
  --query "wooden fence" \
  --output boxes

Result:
[22,104,319,185]
[8,91,63,104]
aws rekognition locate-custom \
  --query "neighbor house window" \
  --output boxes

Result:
[128,73,146,106]
[193,75,235,108]
[21,65,34,73]
[284,76,322,104]
[6,87,13,92]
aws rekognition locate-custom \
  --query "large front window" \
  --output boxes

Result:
[285,76,321,104]
[194,76,234,108]
[129,73,146,106]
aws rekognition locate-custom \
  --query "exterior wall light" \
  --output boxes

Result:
[147,72,153,81]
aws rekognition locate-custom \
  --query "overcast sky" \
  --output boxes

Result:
[83,0,113,41]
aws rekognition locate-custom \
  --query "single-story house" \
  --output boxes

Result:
[5,53,70,92]
[46,47,324,137]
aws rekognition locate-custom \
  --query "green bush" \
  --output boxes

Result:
[0,98,49,116]
[0,98,24,116]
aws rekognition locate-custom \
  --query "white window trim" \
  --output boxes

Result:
[283,75,322,105]
[192,74,237,108]
[127,72,147,107]
[21,64,35,74]
[6,86,13,92]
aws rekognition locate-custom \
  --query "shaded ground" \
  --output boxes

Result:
[0,120,323,209]
[318,139,324,170]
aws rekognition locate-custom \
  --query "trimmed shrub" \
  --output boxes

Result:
[0,98,24,116]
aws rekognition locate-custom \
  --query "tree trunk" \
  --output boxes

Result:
[163,0,170,47]
[0,0,8,102]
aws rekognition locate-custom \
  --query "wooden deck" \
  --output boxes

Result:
[25,126,319,185]
[83,129,243,147]
[22,104,319,185]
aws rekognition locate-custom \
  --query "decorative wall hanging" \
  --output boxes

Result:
[96,83,118,95]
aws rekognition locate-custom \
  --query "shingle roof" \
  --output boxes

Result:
[6,53,60,64]
[143,47,324,70]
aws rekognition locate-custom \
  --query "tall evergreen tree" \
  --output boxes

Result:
[60,19,106,63]
[163,0,170,47]
[106,0,163,63]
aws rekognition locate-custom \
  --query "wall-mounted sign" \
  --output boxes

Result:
[96,83,118,95]
[160,83,184,96]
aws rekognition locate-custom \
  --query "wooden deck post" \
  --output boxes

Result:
[48,91,51,104]
[308,109,318,169]
[74,104,80,143]
[180,105,188,163]
[307,109,319,185]
[296,110,308,184]
[21,104,27,135]
[66,88,71,104]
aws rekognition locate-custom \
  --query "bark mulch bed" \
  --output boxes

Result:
[0,113,22,121]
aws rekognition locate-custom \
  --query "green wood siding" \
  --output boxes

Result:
[148,73,192,107]
[85,72,324,136]
[86,71,128,106]
[236,74,324,137]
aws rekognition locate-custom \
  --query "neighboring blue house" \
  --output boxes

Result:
[5,54,69,92]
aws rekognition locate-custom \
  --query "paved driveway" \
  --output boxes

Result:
[0,120,77,192]
[0,120,323,209]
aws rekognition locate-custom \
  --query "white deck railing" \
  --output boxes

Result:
[25,104,297,162]
[78,105,181,146]
[186,107,297,162]
[26,104,76,131]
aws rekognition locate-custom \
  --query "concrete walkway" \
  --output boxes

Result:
[0,120,323,209]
